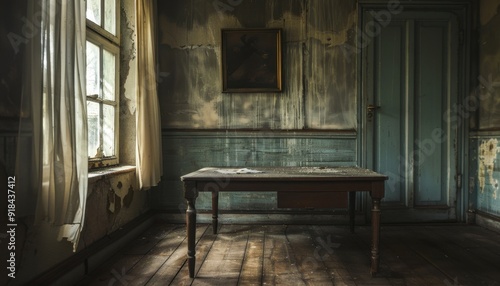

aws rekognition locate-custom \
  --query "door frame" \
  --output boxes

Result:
[357,0,474,222]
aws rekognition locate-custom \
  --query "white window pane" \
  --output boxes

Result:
[104,0,116,35]
[86,0,101,25]
[103,104,115,157]
[87,101,101,158]
[103,49,116,101]
[86,41,101,98]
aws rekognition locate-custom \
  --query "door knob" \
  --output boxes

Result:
[367,104,380,122]
[367,104,381,112]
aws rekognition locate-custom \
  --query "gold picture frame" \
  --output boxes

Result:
[221,28,282,93]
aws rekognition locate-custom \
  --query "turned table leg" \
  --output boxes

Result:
[184,182,198,278]
[212,191,219,234]
[370,197,381,275]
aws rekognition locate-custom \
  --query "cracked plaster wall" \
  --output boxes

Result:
[0,0,149,284]
[158,0,357,130]
[154,0,359,212]
[474,138,500,217]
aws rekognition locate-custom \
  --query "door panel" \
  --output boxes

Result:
[374,22,407,206]
[415,22,448,206]
[363,10,461,222]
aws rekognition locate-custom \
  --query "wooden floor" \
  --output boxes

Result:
[78,222,500,286]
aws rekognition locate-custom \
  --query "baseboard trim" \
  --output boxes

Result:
[475,211,500,233]
[29,211,156,286]
[156,209,364,226]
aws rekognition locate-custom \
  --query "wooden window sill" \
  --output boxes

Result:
[88,165,136,184]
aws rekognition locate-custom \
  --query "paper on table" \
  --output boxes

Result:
[215,168,264,174]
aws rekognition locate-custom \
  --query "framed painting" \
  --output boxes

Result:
[221,28,282,93]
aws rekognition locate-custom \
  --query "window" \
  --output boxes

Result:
[86,0,120,168]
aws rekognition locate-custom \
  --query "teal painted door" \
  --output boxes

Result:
[362,10,462,222]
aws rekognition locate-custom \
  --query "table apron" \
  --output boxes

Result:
[190,180,384,195]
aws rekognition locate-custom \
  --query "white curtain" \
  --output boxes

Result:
[136,0,163,189]
[32,0,88,252]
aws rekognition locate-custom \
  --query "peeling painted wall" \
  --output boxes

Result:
[471,0,500,221]
[119,0,138,165]
[158,0,357,130]
[478,139,500,199]
[0,0,148,284]
[155,0,360,213]
[305,0,357,129]
[82,172,149,246]
[472,138,500,218]
[13,171,149,284]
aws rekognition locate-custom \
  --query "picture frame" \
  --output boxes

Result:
[221,28,282,93]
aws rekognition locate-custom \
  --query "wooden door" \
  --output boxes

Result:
[362,9,463,222]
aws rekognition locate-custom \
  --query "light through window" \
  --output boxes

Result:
[86,0,119,168]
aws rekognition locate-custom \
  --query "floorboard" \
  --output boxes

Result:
[146,224,209,285]
[78,223,500,286]
[238,225,265,285]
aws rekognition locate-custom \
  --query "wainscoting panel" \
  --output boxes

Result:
[153,130,357,212]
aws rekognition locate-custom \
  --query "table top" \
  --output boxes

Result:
[181,166,388,182]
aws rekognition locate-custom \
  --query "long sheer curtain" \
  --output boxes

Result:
[32,0,88,251]
[136,0,163,189]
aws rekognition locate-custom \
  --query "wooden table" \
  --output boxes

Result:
[181,166,387,278]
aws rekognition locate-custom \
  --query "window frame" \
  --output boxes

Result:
[86,0,121,169]
[86,0,121,45]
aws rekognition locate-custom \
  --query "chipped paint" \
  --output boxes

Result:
[473,0,500,224]
[306,0,357,48]
[120,1,137,116]
[478,139,500,199]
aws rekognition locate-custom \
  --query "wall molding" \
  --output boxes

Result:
[475,211,500,233]
[162,129,357,139]
[469,131,500,138]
